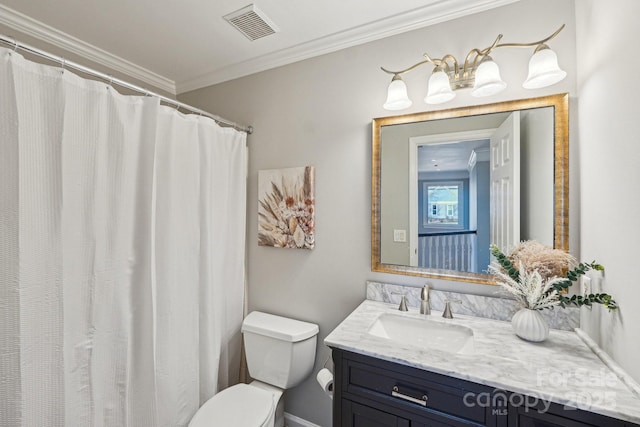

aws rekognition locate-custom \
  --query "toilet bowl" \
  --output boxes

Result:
[188,383,280,427]
[188,311,319,427]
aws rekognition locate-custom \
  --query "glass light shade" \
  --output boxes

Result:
[383,77,412,110]
[523,48,567,89]
[424,70,455,104]
[471,60,507,97]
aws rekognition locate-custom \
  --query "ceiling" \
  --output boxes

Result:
[0,0,518,95]
[418,139,490,173]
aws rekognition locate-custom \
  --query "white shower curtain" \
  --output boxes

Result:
[0,46,247,427]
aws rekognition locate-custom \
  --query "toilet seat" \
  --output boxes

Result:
[188,384,276,427]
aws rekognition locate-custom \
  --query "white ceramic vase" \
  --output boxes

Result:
[511,308,549,342]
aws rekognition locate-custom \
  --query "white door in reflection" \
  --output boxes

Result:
[490,111,521,251]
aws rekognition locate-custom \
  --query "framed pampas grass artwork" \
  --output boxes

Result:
[258,166,315,249]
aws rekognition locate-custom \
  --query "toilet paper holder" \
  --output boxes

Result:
[322,355,332,371]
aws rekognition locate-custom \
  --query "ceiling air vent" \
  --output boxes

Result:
[223,4,279,41]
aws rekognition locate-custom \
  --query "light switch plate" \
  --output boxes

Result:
[393,229,407,242]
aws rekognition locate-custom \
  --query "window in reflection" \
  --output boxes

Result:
[425,183,461,226]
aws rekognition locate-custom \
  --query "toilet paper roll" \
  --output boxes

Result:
[316,368,334,399]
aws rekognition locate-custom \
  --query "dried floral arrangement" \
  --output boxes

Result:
[489,241,617,311]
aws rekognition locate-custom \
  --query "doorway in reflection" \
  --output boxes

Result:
[409,111,523,274]
[416,140,490,273]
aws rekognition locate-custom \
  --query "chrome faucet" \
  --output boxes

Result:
[420,284,431,315]
[442,299,462,319]
[392,292,408,311]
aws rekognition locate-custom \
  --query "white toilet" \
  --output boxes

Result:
[189,311,319,427]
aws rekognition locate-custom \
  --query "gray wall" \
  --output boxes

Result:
[179,1,579,425]
[520,108,555,245]
[379,123,411,264]
[575,0,640,384]
[0,22,176,98]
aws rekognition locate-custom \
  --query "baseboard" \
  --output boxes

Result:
[284,412,323,427]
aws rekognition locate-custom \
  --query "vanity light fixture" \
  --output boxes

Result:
[381,25,566,110]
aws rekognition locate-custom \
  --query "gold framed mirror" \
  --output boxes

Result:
[372,93,568,284]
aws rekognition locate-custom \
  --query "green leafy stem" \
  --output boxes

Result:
[489,245,617,311]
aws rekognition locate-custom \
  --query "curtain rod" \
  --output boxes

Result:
[0,34,253,134]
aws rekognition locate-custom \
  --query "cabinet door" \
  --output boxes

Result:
[513,411,598,427]
[341,398,486,427]
[507,396,627,427]
[336,349,494,426]
[342,399,410,427]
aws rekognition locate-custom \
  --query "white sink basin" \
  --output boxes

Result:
[367,313,475,354]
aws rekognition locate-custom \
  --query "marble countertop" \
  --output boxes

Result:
[324,300,640,424]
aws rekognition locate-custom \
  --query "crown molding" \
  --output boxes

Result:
[0,4,176,95]
[176,0,519,94]
[0,0,519,96]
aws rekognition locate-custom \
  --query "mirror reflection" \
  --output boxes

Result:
[372,94,568,285]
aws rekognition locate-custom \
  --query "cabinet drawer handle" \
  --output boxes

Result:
[391,386,428,407]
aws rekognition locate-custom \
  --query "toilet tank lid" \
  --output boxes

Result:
[242,311,319,342]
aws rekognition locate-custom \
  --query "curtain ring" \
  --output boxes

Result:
[60,58,66,74]
[6,37,18,56]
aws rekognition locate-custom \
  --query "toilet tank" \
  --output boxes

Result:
[242,311,319,389]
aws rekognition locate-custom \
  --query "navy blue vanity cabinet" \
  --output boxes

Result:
[331,348,638,427]
[332,349,507,427]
